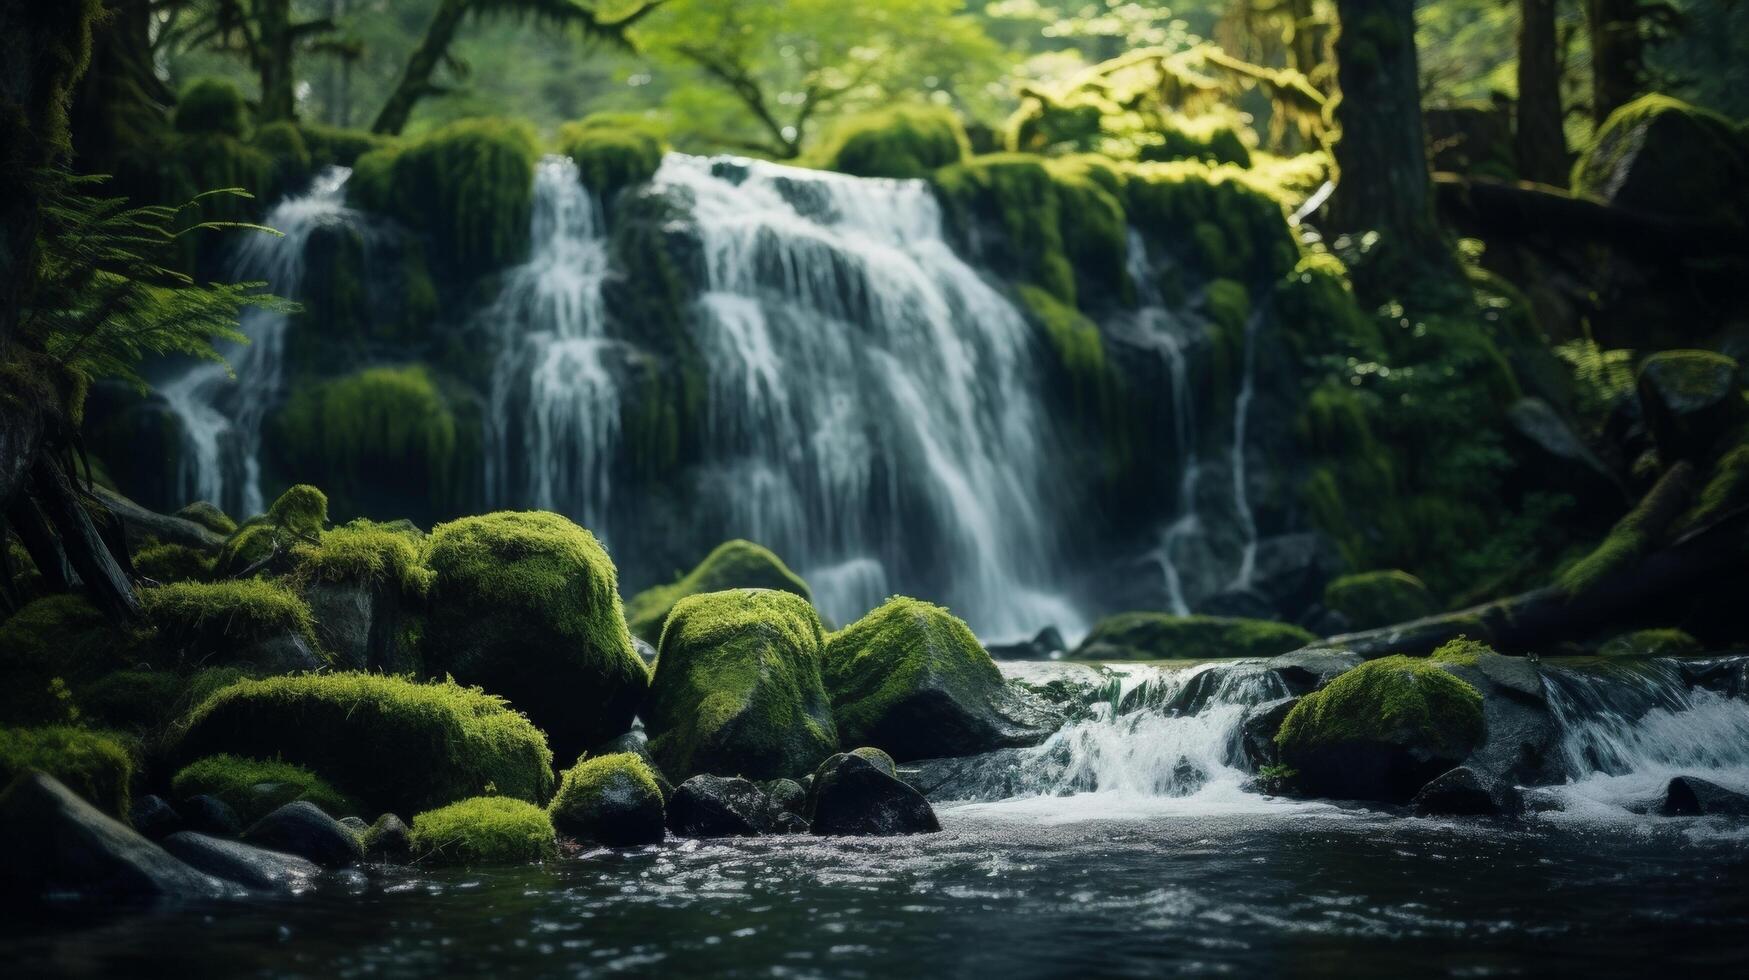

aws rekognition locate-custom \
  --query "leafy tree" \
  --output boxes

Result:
[634,0,1004,158]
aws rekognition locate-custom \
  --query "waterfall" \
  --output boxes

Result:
[1227,308,1261,589]
[1540,659,1749,815]
[157,167,360,517]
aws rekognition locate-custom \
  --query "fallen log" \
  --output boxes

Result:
[1432,172,1749,260]
[91,485,226,553]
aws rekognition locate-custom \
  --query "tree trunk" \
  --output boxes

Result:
[257,0,297,122]
[1588,0,1643,124]
[1515,0,1567,186]
[373,0,468,136]
[1324,0,1454,286]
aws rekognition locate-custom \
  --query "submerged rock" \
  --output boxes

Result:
[824,597,1061,761]
[644,589,838,782]
[161,832,322,892]
[549,753,666,847]
[1659,776,1749,817]
[0,773,232,904]
[243,801,363,869]
[806,752,941,837]
[667,775,773,838]
[1411,766,1522,817]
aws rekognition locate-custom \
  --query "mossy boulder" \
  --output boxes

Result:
[291,519,431,672]
[173,77,248,138]
[1139,113,1253,168]
[140,579,323,671]
[172,673,554,815]
[1071,613,1316,661]
[1323,571,1439,631]
[1573,94,1749,226]
[72,670,187,734]
[0,595,142,724]
[805,750,940,837]
[548,752,665,846]
[421,511,648,760]
[171,754,359,825]
[409,797,557,866]
[625,539,812,643]
[1275,655,1485,803]
[643,589,838,782]
[1598,628,1703,659]
[817,105,971,179]
[1636,350,1742,462]
[823,597,1060,761]
[174,501,237,537]
[0,727,134,818]
[558,114,666,200]
[134,543,215,583]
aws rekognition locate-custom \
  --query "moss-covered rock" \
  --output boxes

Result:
[0,595,142,724]
[291,519,430,673]
[133,543,214,584]
[557,113,666,200]
[0,726,133,818]
[1139,113,1253,168]
[1323,571,1439,631]
[172,754,360,825]
[174,501,237,537]
[421,511,648,760]
[72,670,186,734]
[824,597,1060,761]
[548,752,665,846]
[1636,350,1742,462]
[409,796,557,866]
[172,673,554,815]
[172,77,248,138]
[1275,655,1484,802]
[347,117,540,273]
[817,105,971,179]
[140,579,322,666]
[1598,628,1703,659]
[625,539,812,643]
[1071,613,1316,661]
[1573,94,1749,226]
[644,589,838,781]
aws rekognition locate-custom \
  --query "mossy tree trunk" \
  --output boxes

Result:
[1325,0,1455,288]
[1587,0,1646,125]
[256,0,298,122]
[1516,0,1568,186]
[371,0,469,136]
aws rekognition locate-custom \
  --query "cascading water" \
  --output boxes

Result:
[1226,308,1261,589]
[158,167,361,518]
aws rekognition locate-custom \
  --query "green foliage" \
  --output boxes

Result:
[173,77,249,138]
[140,579,322,658]
[348,118,540,273]
[548,752,666,845]
[134,542,215,583]
[558,114,667,199]
[1428,636,1493,667]
[1678,443,1749,533]
[173,672,555,815]
[645,588,838,781]
[1140,114,1253,167]
[172,754,360,824]
[1071,613,1316,661]
[626,539,812,643]
[1324,571,1440,631]
[1275,655,1484,758]
[1554,339,1637,434]
[409,796,557,866]
[815,105,971,179]
[422,511,648,758]
[0,726,133,817]
[1120,160,1298,282]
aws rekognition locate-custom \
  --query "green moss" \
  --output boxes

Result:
[1275,655,1483,758]
[172,754,360,824]
[1139,114,1253,167]
[214,520,278,578]
[1272,253,1384,360]
[626,539,812,644]
[1678,443,1749,533]
[0,595,141,724]
[174,501,237,536]
[73,670,187,734]
[1324,571,1439,631]
[173,77,248,138]
[270,484,329,539]
[1598,628,1703,659]
[173,673,554,815]
[291,519,433,598]
[422,512,648,759]
[557,114,666,199]
[296,123,393,169]
[1070,613,1316,661]
[1573,94,1749,225]
[347,117,540,273]
[1121,160,1298,281]
[1017,285,1114,421]
[1557,464,1695,596]
[409,796,557,866]
[547,752,665,845]
[644,588,838,782]
[252,120,314,199]
[141,579,320,658]
[1428,635,1493,667]
[816,105,971,179]
[0,726,133,817]
[134,542,214,583]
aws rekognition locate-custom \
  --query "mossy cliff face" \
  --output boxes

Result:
[625,539,812,643]
[1275,655,1484,803]
[643,589,838,782]
[824,597,1058,761]
[1071,613,1315,661]
[172,673,554,815]
[421,511,648,760]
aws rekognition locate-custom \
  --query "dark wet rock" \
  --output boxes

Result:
[806,752,941,836]
[762,778,807,817]
[1411,766,1522,817]
[236,631,325,674]
[1637,350,1743,462]
[550,754,667,847]
[1240,697,1300,769]
[904,748,1029,803]
[243,801,363,868]
[986,626,1067,661]
[849,747,899,777]
[161,832,322,892]
[180,794,243,838]
[129,795,183,841]
[1679,657,1749,698]
[770,811,810,834]
[1249,533,1345,617]
[338,815,369,833]
[1659,776,1749,817]
[303,581,417,674]
[1194,588,1277,622]
[1435,650,1564,786]
[1299,605,1353,638]
[1506,398,1623,502]
[0,773,232,903]
[1266,648,1362,694]
[667,775,772,838]
[361,814,412,862]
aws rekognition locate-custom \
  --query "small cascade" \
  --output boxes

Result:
[1226,308,1261,589]
[485,156,620,532]
[1541,659,1749,815]
[804,557,891,629]
[158,167,359,517]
